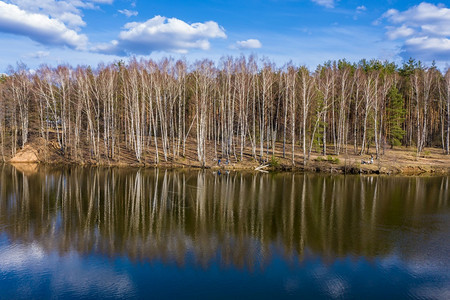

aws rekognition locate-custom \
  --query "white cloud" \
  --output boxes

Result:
[311,0,335,9]
[233,39,262,49]
[380,2,450,61]
[386,25,415,40]
[24,51,51,59]
[92,39,119,54]
[353,5,367,20]
[91,0,113,3]
[404,36,450,57]
[118,9,138,17]
[58,12,86,29]
[93,15,227,55]
[421,23,450,37]
[5,0,104,30]
[382,2,450,37]
[356,5,366,12]
[383,3,450,26]
[0,1,88,49]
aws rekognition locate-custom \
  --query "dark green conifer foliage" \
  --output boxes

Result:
[387,86,406,147]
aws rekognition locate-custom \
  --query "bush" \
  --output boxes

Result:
[391,139,402,147]
[327,155,340,164]
[269,155,279,167]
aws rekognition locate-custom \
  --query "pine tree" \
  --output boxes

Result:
[386,86,406,148]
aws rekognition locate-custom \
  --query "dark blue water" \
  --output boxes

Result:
[0,166,449,299]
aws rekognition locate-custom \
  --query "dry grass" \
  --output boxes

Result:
[5,135,450,175]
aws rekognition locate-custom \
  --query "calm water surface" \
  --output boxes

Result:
[0,165,449,299]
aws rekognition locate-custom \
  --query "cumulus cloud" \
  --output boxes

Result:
[0,1,88,49]
[386,25,415,40]
[0,1,114,50]
[233,39,262,49]
[93,15,226,55]
[380,2,450,61]
[311,0,335,9]
[404,36,450,58]
[382,3,450,27]
[118,9,138,17]
[5,0,103,30]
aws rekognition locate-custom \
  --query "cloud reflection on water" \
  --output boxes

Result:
[0,165,448,298]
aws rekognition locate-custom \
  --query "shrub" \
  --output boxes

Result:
[269,155,279,167]
[326,155,340,164]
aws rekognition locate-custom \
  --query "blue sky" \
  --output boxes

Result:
[0,0,449,72]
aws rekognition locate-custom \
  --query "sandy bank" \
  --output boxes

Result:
[6,138,450,175]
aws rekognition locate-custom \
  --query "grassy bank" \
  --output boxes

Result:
[4,137,449,175]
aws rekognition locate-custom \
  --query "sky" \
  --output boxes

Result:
[0,0,449,72]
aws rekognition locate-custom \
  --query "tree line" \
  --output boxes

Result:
[0,56,449,165]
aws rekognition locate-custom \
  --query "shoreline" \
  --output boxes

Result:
[7,159,450,176]
[4,137,450,176]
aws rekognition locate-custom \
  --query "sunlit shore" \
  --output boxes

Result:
[5,137,450,175]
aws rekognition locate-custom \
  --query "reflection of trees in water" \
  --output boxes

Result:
[0,165,448,268]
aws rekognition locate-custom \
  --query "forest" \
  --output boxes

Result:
[0,56,449,166]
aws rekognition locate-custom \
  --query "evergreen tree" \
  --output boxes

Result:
[386,86,406,147]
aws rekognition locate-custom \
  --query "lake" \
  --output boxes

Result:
[0,165,449,299]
